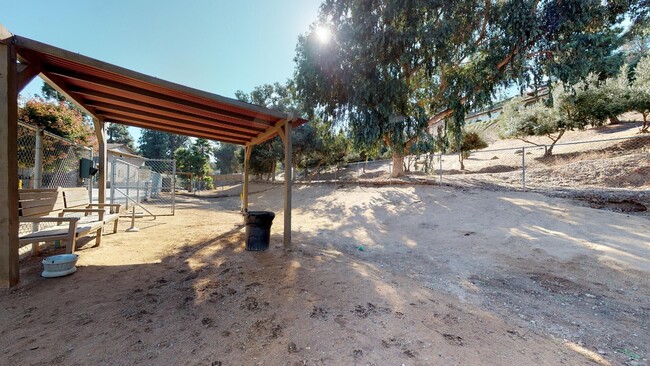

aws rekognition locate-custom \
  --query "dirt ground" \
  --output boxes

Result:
[2,183,649,365]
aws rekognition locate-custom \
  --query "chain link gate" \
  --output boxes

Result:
[107,157,176,216]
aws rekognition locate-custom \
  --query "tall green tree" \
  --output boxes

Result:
[236,81,325,179]
[213,143,242,174]
[295,0,641,176]
[235,81,301,177]
[237,139,284,180]
[41,83,66,103]
[175,139,214,190]
[630,56,650,132]
[138,129,189,159]
[106,123,135,149]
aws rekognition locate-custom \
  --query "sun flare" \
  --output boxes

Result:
[315,25,332,44]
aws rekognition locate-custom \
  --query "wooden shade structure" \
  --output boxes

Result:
[0,25,305,287]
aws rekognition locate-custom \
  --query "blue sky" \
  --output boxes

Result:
[4,0,322,143]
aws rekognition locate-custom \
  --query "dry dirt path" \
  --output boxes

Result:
[1,184,648,365]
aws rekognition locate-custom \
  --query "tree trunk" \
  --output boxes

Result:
[543,130,565,157]
[642,112,648,133]
[308,161,323,182]
[271,161,276,182]
[458,153,465,171]
[391,151,404,178]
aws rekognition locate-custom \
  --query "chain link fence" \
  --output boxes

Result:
[107,157,176,216]
[284,135,650,192]
[17,121,93,256]
[18,121,93,190]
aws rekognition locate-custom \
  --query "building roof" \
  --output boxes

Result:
[107,143,142,159]
[7,33,306,146]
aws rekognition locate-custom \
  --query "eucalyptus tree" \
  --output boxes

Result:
[295,0,642,176]
[175,138,214,190]
[106,123,135,149]
[213,143,241,174]
[138,129,189,160]
[236,81,344,179]
[235,82,298,178]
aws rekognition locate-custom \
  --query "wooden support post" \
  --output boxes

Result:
[0,39,19,287]
[242,144,252,212]
[283,120,292,248]
[16,63,40,92]
[93,118,107,204]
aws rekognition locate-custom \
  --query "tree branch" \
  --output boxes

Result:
[474,0,491,47]
[516,137,545,147]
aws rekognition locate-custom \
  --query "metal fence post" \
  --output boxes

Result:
[110,156,116,206]
[439,154,443,186]
[172,159,176,216]
[522,146,526,191]
[126,163,131,209]
[88,148,93,202]
[136,167,140,204]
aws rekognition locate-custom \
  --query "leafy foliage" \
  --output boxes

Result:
[175,139,214,190]
[499,79,614,155]
[451,132,489,159]
[213,143,242,174]
[630,56,650,132]
[18,97,96,146]
[106,123,135,149]
[235,82,347,179]
[435,122,488,169]
[235,82,295,178]
[41,83,67,103]
[138,129,189,159]
[295,0,640,176]
[17,96,96,174]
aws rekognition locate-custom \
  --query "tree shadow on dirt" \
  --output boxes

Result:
[593,121,643,134]
[5,183,648,365]
[287,184,650,364]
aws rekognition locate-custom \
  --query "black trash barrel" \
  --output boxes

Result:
[244,211,275,251]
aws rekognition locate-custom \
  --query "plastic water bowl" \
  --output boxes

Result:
[42,254,79,278]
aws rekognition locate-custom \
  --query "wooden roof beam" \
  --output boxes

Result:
[71,89,266,135]
[66,82,270,130]
[247,115,296,147]
[86,101,259,139]
[39,73,99,119]
[16,63,40,93]
[105,115,249,145]
[39,64,275,128]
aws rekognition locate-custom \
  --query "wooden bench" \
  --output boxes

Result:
[18,189,105,255]
[61,187,121,235]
